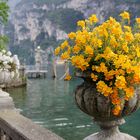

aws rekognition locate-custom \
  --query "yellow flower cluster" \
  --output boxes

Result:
[64,74,71,81]
[120,11,130,20]
[96,81,113,97]
[71,55,89,71]
[55,11,140,116]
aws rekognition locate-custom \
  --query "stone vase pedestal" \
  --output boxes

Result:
[84,119,136,140]
[0,70,16,87]
[75,72,140,140]
[0,70,11,84]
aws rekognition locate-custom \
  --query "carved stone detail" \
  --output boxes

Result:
[75,81,140,140]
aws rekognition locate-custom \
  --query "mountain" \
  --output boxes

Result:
[5,0,140,64]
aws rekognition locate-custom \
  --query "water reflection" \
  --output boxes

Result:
[8,78,140,140]
[26,80,42,108]
[6,87,27,109]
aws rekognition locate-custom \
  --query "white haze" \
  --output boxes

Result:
[8,0,21,10]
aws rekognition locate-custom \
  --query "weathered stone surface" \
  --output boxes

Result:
[0,89,15,110]
[75,77,139,140]
[84,127,137,140]
[75,81,140,121]
[88,119,137,140]
[0,110,64,140]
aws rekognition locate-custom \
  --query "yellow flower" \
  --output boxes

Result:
[108,17,117,25]
[115,76,126,89]
[54,47,60,55]
[134,33,140,41]
[75,33,86,45]
[60,40,69,50]
[120,11,130,20]
[136,47,140,57]
[124,87,134,100]
[61,52,70,60]
[111,27,122,36]
[113,55,127,68]
[115,69,125,76]
[103,47,116,60]
[73,45,81,54]
[100,62,108,73]
[89,14,98,24]
[122,42,129,52]
[71,55,89,71]
[111,88,121,105]
[105,70,115,81]
[98,28,108,38]
[96,81,113,96]
[64,74,71,81]
[97,39,102,47]
[91,73,98,81]
[85,46,94,55]
[136,18,140,24]
[110,36,118,47]
[77,20,85,28]
[124,26,131,32]
[68,32,76,39]
[112,105,121,116]
[133,74,140,84]
[124,32,134,42]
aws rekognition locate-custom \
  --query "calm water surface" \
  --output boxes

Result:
[7,78,140,140]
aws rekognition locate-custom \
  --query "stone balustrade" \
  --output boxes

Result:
[0,89,64,140]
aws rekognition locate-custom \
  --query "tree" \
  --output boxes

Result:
[0,0,9,24]
[0,0,9,50]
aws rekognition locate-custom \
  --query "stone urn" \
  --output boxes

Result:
[75,71,140,140]
[0,70,15,85]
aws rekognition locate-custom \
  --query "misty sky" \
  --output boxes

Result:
[8,0,21,10]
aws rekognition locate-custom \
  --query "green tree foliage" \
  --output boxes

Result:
[0,0,9,24]
[0,35,8,50]
[0,0,9,50]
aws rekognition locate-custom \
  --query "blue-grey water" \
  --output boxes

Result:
[7,74,140,140]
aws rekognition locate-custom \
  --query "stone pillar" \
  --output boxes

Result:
[35,46,43,71]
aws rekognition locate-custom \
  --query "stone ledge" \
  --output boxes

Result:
[0,110,64,140]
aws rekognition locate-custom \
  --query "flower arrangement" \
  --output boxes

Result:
[0,50,17,72]
[55,11,140,116]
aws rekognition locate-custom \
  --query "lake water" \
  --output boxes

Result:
[7,76,140,140]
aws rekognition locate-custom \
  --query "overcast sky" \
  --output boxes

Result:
[8,0,21,10]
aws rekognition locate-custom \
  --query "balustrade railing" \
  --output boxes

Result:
[0,110,64,140]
